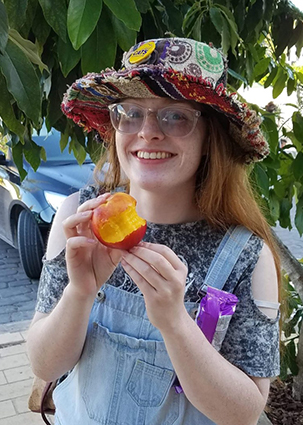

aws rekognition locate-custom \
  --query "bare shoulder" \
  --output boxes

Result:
[251,243,279,318]
[46,191,80,260]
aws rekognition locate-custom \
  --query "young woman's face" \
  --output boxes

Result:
[114,98,207,193]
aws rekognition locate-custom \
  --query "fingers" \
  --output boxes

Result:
[77,193,111,213]
[121,242,187,293]
[63,193,111,239]
[66,235,97,260]
[128,242,187,273]
[63,210,93,239]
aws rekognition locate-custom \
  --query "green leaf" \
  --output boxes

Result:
[159,0,183,37]
[227,68,247,84]
[0,39,41,126]
[81,6,117,74]
[20,0,38,37]
[111,14,136,52]
[287,75,296,96]
[254,163,269,197]
[210,7,223,36]
[221,15,230,54]
[297,70,303,85]
[292,112,303,142]
[0,72,25,139]
[216,4,239,54]
[86,132,104,163]
[234,0,245,33]
[103,0,141,31]
[32,4,51,45]
[279,198,292,229]
[12,142,27,181]
[261,117,278,152]
[24,141,42,171]
[38,0,67,42]
[0,2,9,53]
[67,0,102,50]
[8,29,48,71]
[263,66,278,89]
[292,152,303,181]
[57,36,81,77]
[192,10,204,42]
[269,189,280,222]
[3,0,28,32]
[272,72,287,99]
[60,126,69,152]
[253,57,270,78]
[275,15,294,58]
[295,195,303,236]
[134,0,151,13]
[69,137,87,164]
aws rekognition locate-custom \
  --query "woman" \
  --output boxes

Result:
[27,37,280,425]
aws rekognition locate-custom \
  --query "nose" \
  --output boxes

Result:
[138,110,165,142]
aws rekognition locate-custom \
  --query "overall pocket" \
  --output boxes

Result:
[79,321,179,425]
[127,359,175,407]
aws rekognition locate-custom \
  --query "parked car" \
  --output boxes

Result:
[0,127,96,279]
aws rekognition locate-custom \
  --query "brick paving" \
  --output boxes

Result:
[0,329,48,424]
[0,239,38,326]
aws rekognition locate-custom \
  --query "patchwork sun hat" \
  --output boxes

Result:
[61,37,269,163]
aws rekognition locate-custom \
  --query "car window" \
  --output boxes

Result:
[33,127,92,163]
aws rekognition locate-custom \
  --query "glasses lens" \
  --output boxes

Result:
[109,104,144,134]
[159,108,198,137]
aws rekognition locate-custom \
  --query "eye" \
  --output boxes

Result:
[164,110,189,122]
[125,106,144,119]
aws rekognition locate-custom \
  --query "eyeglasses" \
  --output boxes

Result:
[108,103,202,138]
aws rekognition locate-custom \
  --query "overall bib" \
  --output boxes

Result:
[53,226,252,425]
[53,285,215,425]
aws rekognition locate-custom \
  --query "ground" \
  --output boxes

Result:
[266,377,303,424]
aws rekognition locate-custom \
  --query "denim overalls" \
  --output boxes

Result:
[53,226,252,425]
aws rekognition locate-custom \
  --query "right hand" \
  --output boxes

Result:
[63,193,122,299]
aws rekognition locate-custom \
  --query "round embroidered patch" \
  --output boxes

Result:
[185,63,202,77]
[195,43,224,75]
[167,40,192,64]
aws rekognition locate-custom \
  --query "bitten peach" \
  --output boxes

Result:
[91,192,147,250]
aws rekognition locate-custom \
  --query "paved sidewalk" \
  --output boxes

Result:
[0,322,47,424]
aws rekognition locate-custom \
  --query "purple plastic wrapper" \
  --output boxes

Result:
[175,286,238,394]
[196,286,238,350]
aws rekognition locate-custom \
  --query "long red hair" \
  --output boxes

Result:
[93,107,281,284]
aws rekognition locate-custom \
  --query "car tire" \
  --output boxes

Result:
[17,210,45,279]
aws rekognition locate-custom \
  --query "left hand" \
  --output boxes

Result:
[121,242,188,331]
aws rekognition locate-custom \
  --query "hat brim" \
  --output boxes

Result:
[61,66,269,163]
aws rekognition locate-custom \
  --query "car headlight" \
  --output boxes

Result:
[44,191,67,212]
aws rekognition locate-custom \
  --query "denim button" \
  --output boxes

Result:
[96,290,106,302]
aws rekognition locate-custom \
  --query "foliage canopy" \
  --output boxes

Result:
[0,0,303,234]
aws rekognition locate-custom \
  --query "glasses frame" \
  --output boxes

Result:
[108,102,202,138]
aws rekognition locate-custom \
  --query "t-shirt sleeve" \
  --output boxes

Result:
[220,251,280,378]
[35,185,100,314]
[35,250,69,314]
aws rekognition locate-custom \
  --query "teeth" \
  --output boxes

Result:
[137,151,172,159]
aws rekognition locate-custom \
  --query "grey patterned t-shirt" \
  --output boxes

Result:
[36,185,280,378]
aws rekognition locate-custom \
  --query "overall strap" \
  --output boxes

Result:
[198,225,253,297]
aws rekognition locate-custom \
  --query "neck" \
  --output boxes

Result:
[129,186,202,224]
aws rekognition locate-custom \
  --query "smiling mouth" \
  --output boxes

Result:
[136,151,173,159]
